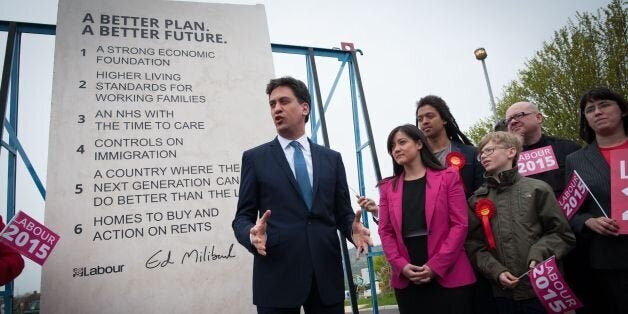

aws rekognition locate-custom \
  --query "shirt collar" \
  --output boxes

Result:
[485,167,520,188]
[277,134,310,153]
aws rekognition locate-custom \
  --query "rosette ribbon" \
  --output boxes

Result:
[474,198,496,250]
[446,151,466,171]
[446,152,467,193]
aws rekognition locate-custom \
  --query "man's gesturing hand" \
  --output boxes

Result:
[250,210,271,256]
[352,209,373,260]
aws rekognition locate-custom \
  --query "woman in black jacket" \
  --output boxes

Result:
[566,87,628,314]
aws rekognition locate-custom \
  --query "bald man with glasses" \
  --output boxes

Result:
[504,101,580,197]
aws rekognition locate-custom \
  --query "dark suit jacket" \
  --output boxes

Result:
[232,137,355,307]
[451,141,484,198]
[566,142,628,269]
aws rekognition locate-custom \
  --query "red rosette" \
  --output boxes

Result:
[474,198,496,250]
[446,152,466,171]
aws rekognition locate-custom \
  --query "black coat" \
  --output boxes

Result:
[451,141,484,198]
[232,137,355,307]
[566,142,628,269]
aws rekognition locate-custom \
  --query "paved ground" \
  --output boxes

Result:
[349,308,399,314]
[344,305,399,314]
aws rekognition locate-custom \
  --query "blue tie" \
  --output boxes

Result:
[290,141,313,210]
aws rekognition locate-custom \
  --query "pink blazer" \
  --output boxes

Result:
[378,167,476,289]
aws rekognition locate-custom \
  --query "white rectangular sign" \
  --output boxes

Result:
[42,0,275,312]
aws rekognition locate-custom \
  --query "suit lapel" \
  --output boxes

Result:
[391,174,404,230]
[392,170,440,231]
[425,168,441,228]
[450,142,461,153]
[269,138,301,196]
[583,142,610,182]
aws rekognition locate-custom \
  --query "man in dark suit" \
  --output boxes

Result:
[415,95,484,198]
[232,76,372,314]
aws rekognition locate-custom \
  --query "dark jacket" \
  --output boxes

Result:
[452,141,484,199]
[466,168,575,300]
[566,142,628,270]
[523,135,580,196]
[232,138,355,307]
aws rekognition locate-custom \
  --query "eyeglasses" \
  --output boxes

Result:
[477,146,511,161]
[584,101,614,115]
[504,112,534,124]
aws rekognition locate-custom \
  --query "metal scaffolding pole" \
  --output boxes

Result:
[0,22,385,313]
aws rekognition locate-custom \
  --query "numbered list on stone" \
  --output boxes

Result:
[43,0,275,312]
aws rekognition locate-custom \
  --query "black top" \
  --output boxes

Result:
[523,135,580,196]
[402,176,428,238]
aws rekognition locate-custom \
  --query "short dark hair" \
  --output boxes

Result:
[266,76,311,123]
[578,87,627,143]
[385,124,445,189]
[416,95,473,145]
[494,119,508,132]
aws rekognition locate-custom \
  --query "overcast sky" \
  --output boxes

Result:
[0,0,612,294]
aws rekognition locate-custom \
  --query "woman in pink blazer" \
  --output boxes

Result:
[376,124,475,313]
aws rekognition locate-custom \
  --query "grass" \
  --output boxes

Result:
[344,292,397,308]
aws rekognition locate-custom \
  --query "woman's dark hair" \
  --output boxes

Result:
[384,124,444,189]
[416,95,473,145]
[494,119,508,132]
[578,87,627,143]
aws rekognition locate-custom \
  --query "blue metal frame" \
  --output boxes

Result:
[0,20,53,314]
[3,118,46,199]
[0,22,384,314]
[1,21,21,314]
[273,43,383,313]
[0,21,56,35]
[313,58,347,138]
[349,62,380,308]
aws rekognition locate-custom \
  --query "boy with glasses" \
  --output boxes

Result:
[466,131,575,314]
[505,102,589,313]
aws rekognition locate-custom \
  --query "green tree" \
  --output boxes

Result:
[372,255,392,293]
[467,0,627,144]
[467,117,495,144]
